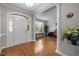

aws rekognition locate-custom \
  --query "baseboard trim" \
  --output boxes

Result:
[55,49,64,56]
[0,40,34,51]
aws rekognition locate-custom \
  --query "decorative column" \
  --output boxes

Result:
[56,3,62,53]
[33,15,36,41]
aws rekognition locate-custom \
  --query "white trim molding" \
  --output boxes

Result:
[55,49,63,56]
[0,33,7,53]
[0,39,35,51]
[55,49,67,56]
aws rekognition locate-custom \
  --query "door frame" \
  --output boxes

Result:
[33,4,62,54]
[55,4,62,54]
[7,12,30,47]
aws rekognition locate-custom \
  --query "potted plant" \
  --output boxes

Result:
[63,27,79,45]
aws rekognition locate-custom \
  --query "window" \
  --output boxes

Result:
[35,21,44,33]
[9,18,13,32]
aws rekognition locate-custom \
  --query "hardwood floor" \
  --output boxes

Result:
[2,36,61,56]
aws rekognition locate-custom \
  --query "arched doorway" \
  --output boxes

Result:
[7,12,31,47]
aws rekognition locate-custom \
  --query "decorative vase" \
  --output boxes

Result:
[71,32,78,45]
[71,37,77,45]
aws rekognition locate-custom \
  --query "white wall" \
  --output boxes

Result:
[47,17,57,32]
[58,3,79,56]
[47,7,57,32]
[0,4,34,49]
[0,5,1,49]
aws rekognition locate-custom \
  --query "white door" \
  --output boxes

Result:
[7,15,27,46]
[14,15,27,44]
[7,15,14,46]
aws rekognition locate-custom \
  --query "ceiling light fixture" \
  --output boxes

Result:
[26,3,34,7]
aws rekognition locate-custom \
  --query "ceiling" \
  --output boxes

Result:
[5,3,48,12]
[5,3,33,12]
[5,3,56,13]
[5,3,57,21]
[36,6,57,21]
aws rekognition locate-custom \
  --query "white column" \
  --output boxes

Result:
[0,5,2,53]
[0,6,1,34]
[56,4,62,51]
[33,15,36,41]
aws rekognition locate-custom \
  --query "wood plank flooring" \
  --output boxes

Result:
[1,36,61,56]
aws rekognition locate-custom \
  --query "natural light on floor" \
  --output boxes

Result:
[35,40,43,53]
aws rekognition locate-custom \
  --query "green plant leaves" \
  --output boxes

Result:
[63,27,79,40]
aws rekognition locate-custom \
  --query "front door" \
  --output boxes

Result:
[7,14,27,46]
[13,15,27,44]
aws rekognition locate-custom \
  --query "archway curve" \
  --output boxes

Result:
[7,12,30,21]
[6,12,32,47]
[7,12,32,32]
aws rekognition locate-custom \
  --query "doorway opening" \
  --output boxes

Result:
[7,12,30,47]
[35,6,57,38]
[34,5,57,53]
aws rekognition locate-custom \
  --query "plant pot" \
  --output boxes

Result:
[71,39,77,45]
[71,36,78,46]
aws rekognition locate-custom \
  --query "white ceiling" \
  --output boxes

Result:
[5,3,33,12]
[5,3,56,13]
[5,3,48,12]
[32,3,47,11]
[5,3,57,21]
[36,6,57,21]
